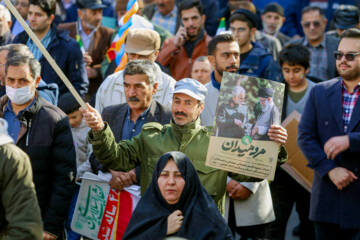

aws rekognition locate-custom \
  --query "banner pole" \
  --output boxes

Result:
[3,0,87,109]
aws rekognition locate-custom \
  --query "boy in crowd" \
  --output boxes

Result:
[58,93,92,240]
[269,43,316,240]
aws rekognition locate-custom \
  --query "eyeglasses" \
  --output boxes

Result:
[229,27,247,34]
[301,21,321,28]
[334,51,360,61]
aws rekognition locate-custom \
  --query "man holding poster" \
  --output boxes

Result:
[201,33,286,239]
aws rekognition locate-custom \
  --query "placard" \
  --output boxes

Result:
[206,73,285,180]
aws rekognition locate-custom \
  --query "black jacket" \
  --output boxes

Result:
[0,93,76,238]
[13,24,89,97]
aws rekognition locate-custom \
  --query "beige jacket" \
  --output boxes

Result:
[95,64,176,113]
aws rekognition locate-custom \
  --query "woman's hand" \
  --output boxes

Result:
[167,210,183,235]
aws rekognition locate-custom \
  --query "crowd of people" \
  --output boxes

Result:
[1,0,360,239]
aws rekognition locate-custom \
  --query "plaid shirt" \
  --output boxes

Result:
[304,37,328,81]
[342,80,360,132]
[151,5,178,35]
[27,28,52,61]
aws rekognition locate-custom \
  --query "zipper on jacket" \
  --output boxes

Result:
[26,119,32,146]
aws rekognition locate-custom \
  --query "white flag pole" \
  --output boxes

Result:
[3,0,87,109]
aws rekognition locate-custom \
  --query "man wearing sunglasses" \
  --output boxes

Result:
[298,28,360,240]
[289,6,339,83]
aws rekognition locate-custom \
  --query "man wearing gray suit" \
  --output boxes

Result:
[288,6,339,82]
[89,59,172,188]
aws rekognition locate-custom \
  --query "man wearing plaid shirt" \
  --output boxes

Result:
[298,28,360,240]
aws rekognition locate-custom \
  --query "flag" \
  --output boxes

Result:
[216,17,226,35]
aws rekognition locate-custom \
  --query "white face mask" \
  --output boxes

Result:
[6,83,35,105]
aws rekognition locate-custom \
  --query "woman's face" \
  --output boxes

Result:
[157,159,185,205]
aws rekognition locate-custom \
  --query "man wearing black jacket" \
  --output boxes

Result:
[0,55,76,239]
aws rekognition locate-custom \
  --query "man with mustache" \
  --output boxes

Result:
[261,3,291,47]
[298,28,360,240]
[157,0,211,80]
[95,28,175,114]
[58,0,114,100]
[88,59,172,197]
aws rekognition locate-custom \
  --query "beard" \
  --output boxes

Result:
[261,100,271,112]
[262,21,282,35]
[337,62,360,81]
[214,62,239,76]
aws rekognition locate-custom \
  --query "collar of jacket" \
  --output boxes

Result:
[239,42,270,69]
[0,91,43,127]
[170,117,205,142]
[17,23,72,48]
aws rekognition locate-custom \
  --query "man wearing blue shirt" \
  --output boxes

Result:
[89,59,172,190]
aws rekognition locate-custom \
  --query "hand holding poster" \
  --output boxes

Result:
[206,73,285,180]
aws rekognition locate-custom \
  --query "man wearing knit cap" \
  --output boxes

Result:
[229,9,282,82]
[327,5,360,38]
[261,2,291,46]
[95,28,176,114]
[251,87,280,141]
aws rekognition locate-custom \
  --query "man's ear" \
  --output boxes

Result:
[48,14,55,24]
[77,9,83,19]
[250,27,257,37]
[202,14,206,25]
[152,82,158,95]
[34,76,41,88]
[153,51,159,61]
[198,102,205,115]
[208,55,215,68]
[282,17,286,23]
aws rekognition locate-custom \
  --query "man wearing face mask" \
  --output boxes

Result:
[0,55,76,240]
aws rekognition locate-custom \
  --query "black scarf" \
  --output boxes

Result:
[122,151,233,240]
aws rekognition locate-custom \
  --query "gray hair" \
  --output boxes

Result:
[5,55,41,80]
[195,56,209,62]
[123,59,158,86]
[0,5,11,23]
[0,44,33,59]
[232,86,245,96]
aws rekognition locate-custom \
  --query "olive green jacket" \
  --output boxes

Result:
[89,118,287,205]
[0,143,42,240]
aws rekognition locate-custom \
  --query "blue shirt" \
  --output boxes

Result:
[78,20,97,50]
[27,27,52,60]
[210,71,221,90]
[152,5,178,35]
[3,98,36,142]
[121,106,151,140]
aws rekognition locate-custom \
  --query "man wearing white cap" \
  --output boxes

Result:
[81,78,287,209]
[95,28,176,114]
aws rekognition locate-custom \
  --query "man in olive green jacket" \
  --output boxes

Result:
[0,118,42,240]
[81,78,288,206]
